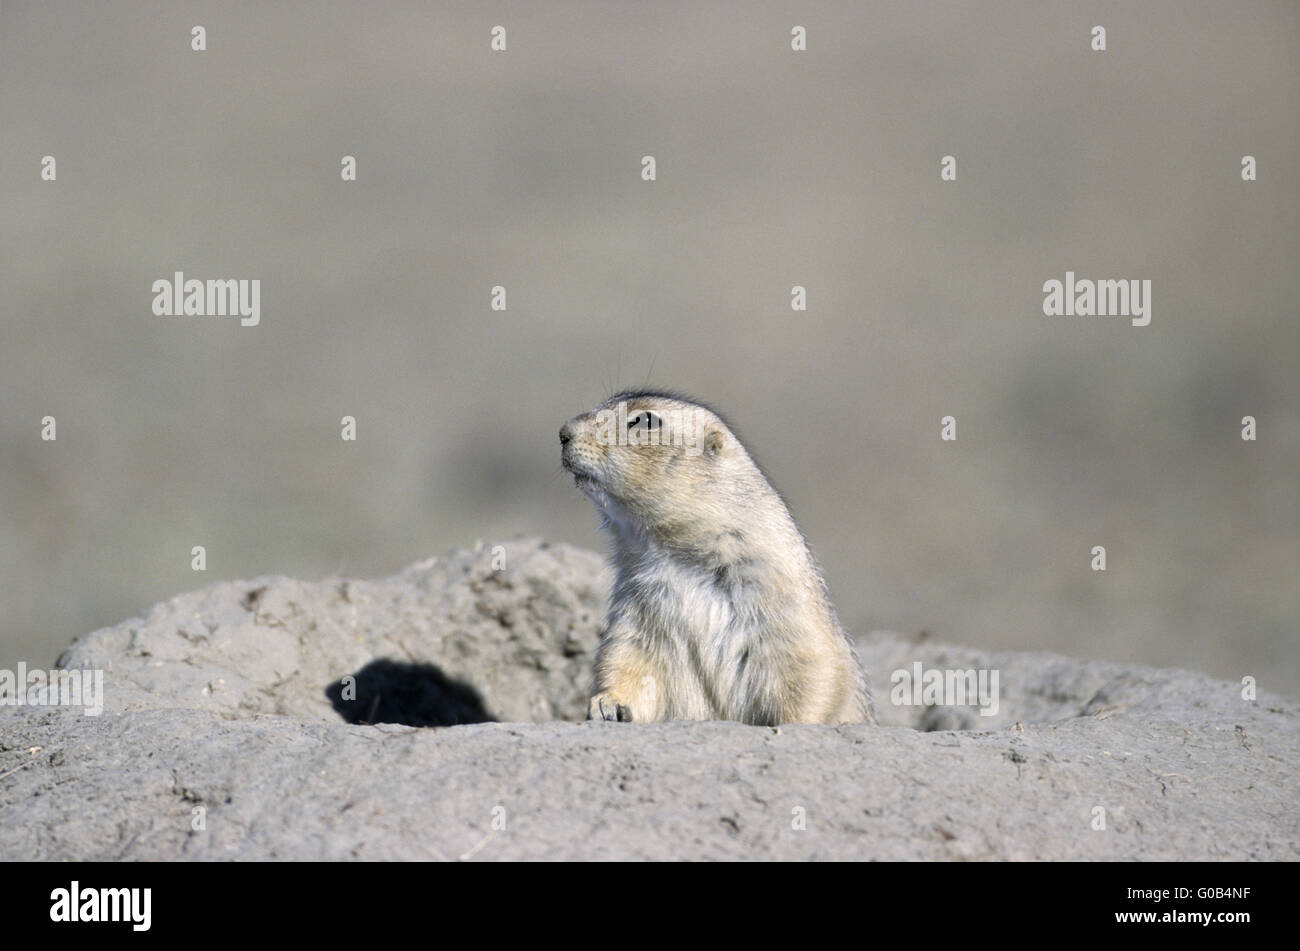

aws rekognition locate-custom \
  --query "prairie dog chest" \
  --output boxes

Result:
[623,555,760,661]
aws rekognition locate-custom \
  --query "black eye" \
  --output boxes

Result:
[627,411,662,432]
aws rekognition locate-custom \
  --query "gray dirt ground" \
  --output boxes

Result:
[1,539,1296,860]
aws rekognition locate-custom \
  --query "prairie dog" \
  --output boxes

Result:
[559,390,872,726]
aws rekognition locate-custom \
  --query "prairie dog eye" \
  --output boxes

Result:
[627,411,662,432]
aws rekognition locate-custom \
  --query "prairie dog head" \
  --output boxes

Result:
[560,391,754,534]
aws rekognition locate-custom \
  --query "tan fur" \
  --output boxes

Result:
[560,391,873,726]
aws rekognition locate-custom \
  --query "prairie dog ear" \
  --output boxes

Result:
[704,426,726,454]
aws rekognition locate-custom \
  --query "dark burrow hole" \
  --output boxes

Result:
[325,659,495,727]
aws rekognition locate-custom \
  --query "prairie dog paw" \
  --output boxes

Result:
[587,693,633,722]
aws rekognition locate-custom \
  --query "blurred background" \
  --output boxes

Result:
[2,2,1297,694]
